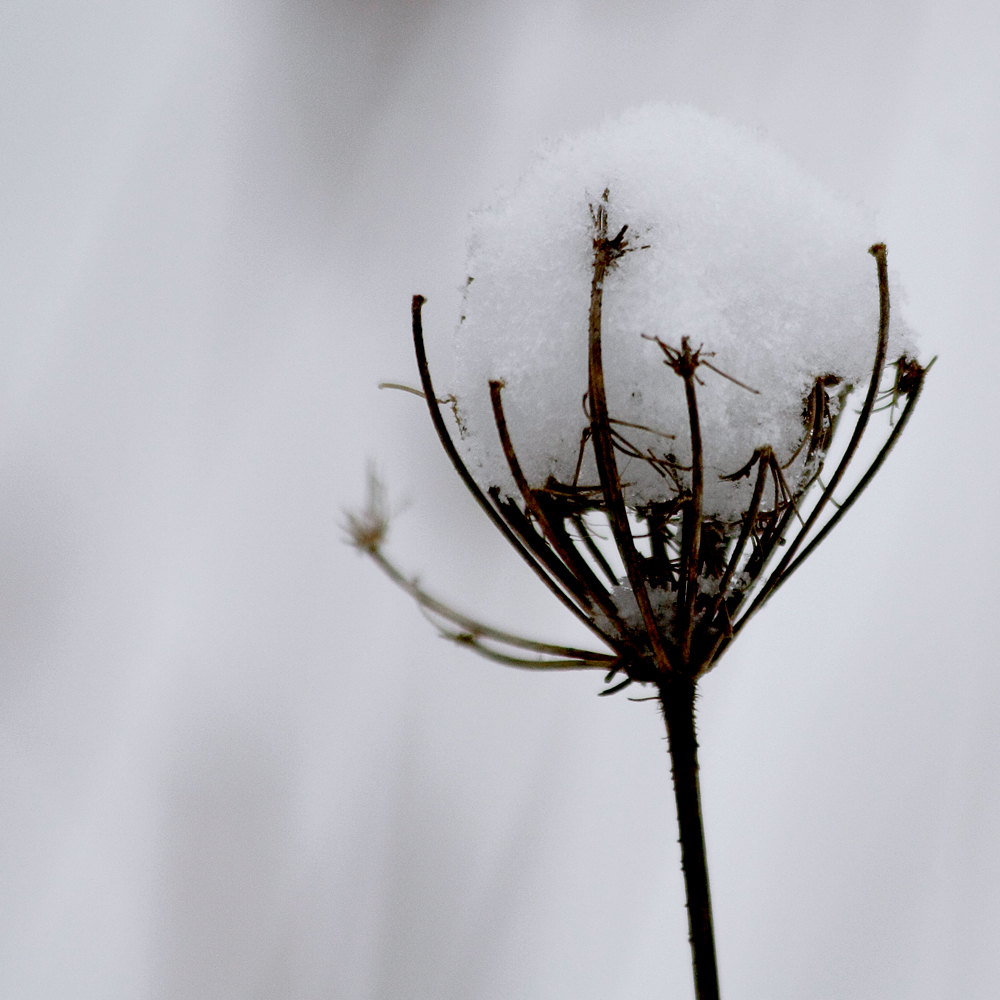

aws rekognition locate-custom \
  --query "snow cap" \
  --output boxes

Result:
[451,104,914,521]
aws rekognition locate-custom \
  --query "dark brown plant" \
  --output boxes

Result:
[347,195,931,1000]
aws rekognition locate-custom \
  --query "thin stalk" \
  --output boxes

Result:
[434,625,617,671]
[571,514,620,589]
[411,296,610,642]
[489,489,611,615]
[368,548,613,661]
[489,380,624,631]
[660,678,719,1000]
[678,339,704,663]
[695,447,770,659]
[587,202,675,673]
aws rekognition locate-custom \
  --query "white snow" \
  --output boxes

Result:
[450,104,915,522]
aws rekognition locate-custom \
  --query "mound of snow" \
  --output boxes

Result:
[451,104,913,521]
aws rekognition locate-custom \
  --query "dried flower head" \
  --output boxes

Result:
[353,105,931,1000]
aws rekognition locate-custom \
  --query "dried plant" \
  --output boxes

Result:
[348,190,930,999]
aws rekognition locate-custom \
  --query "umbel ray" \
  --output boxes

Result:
[347,193,931,1000]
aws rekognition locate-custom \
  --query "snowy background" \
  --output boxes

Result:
[1,1,998,998]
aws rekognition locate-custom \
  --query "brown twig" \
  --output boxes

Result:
[489,381,622,626]
[732,243,892,633]
[571,513,621,589]
[411,296,611,642]
[694,447,770,667]
[432,620,618,671]
[487,488,611,615]
[367,547,614,661]
[776,361,927,586]
[676,339,704,663]
[586,194,675,673]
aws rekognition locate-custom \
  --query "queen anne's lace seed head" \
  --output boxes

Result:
[353,104,930,999]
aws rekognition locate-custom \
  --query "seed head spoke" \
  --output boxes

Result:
[736,243,893,628]
[412,296,613,641]
[677,338,705,663]
[366,547,613,660]
[489,380,626,632]
[587,196,676,674]
[698,446,770,651]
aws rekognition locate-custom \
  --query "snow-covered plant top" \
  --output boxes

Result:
[451,104,915,521]
[354,102,931,1000]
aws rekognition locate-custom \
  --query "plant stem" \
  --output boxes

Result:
[660,678,720,1000]
[587,197,674,673]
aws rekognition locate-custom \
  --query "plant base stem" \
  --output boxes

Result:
[660,679,720,1000]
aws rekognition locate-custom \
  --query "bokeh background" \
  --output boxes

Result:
[2,1,998,997]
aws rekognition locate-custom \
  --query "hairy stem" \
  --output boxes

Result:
[660,679,720,1000]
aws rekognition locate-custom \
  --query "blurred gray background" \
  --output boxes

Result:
[1,1,997,997]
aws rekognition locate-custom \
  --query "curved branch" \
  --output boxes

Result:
[586,205,675,674]
[489,381,625,632]
[435,623,617,671]
[677,339,704,663]
[411,296,611,642]
[734,243,893,628]
[766,364,927,592]
[694,447,770,666]
[368,545,615,661]
[571,514,620,588]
